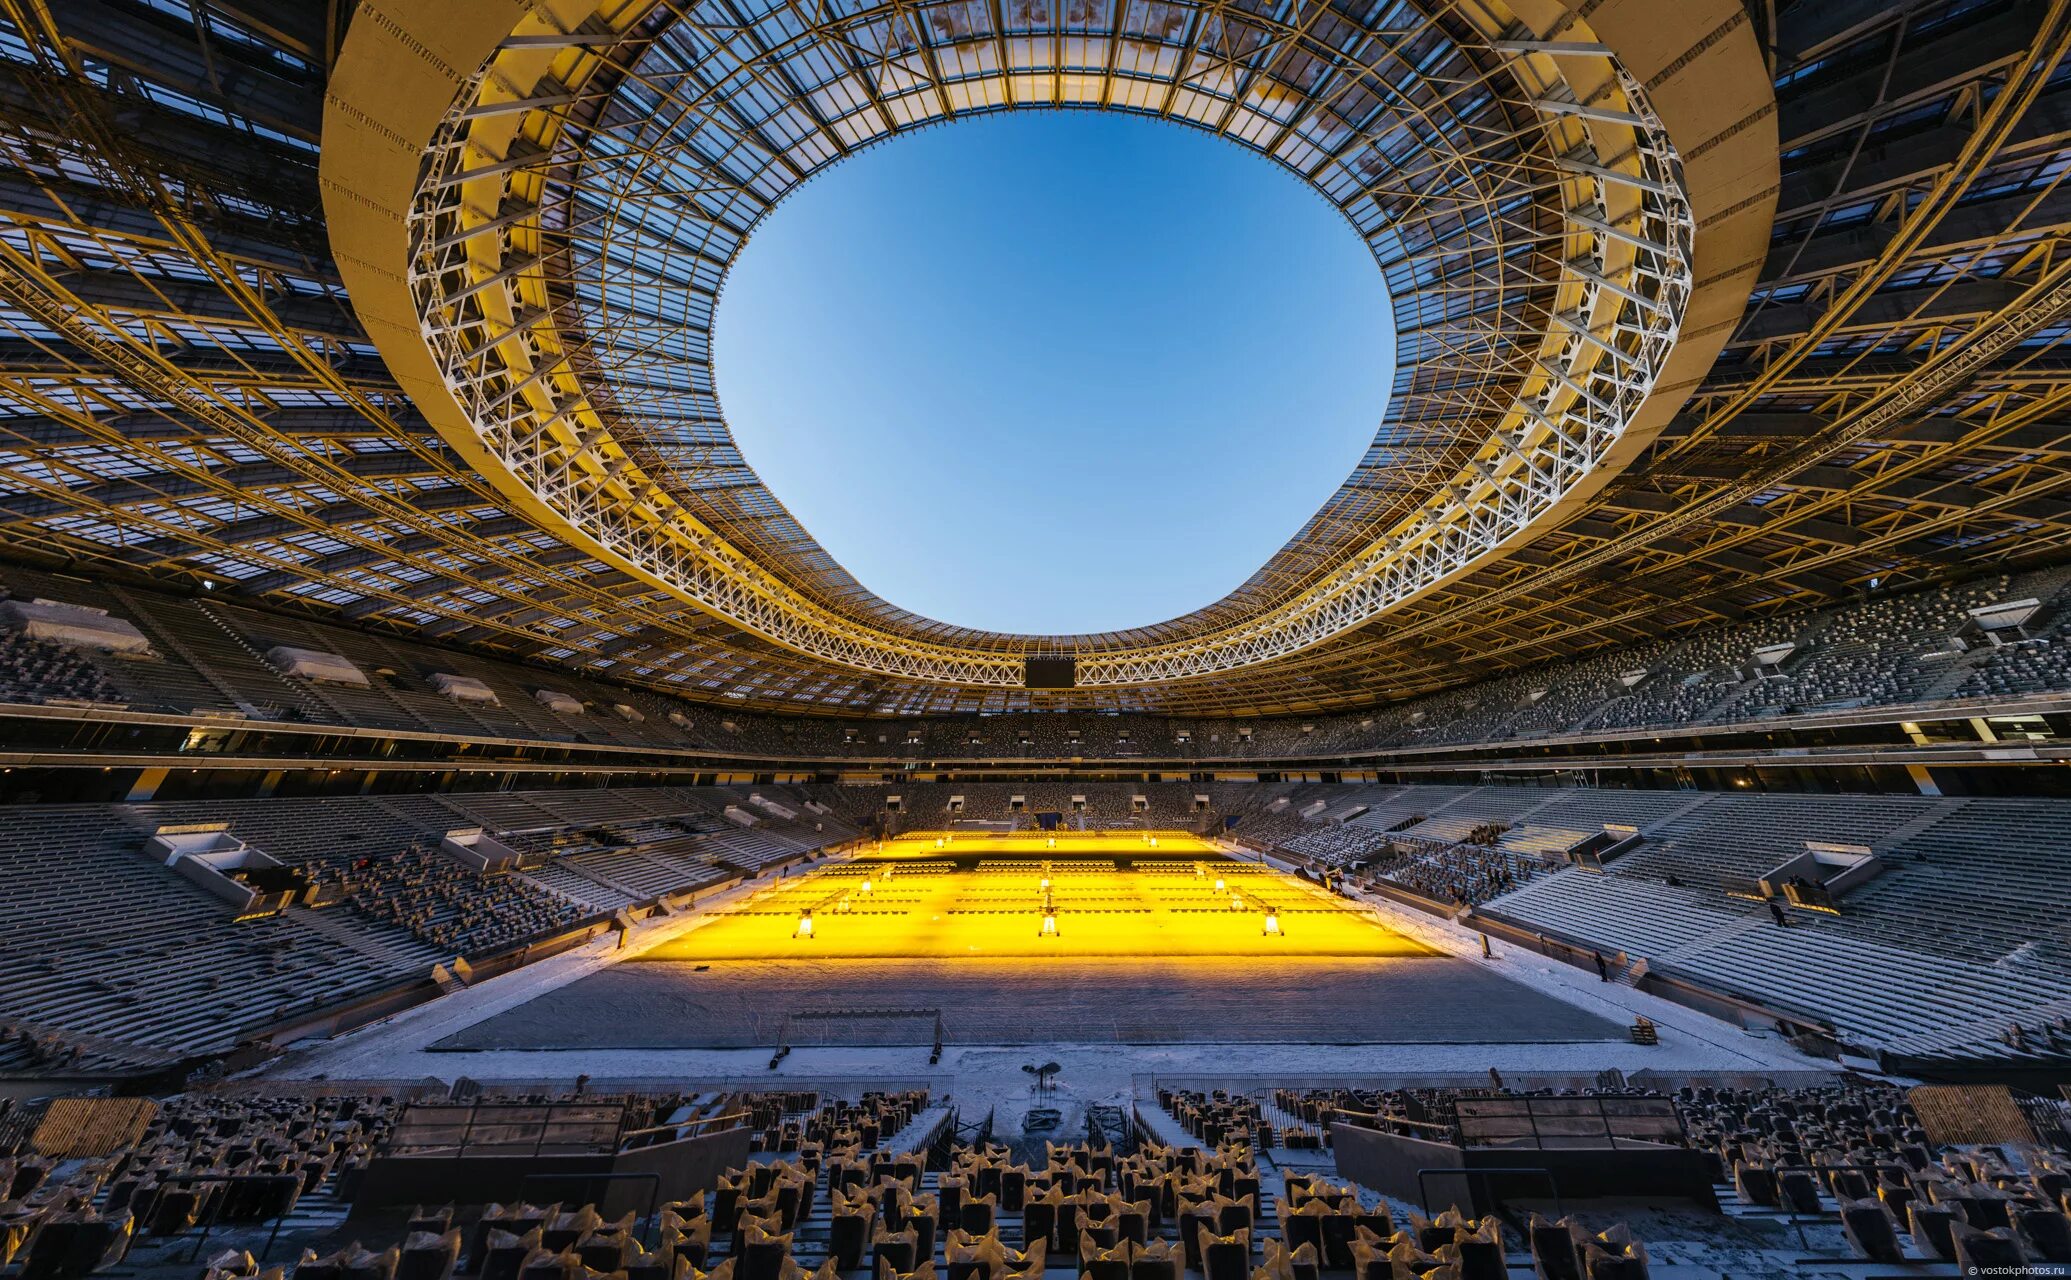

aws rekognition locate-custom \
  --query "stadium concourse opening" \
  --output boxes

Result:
[435,832,1626,1050]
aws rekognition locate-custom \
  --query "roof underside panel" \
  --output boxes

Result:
[0,0,2066,714]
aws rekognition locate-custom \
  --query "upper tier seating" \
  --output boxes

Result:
[5,560,2071,761]
[0,622,122,706]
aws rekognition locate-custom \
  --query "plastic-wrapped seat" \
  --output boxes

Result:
[145,1184,205,1236]
[1908,1202,1959,1260]
[1951,1223,2026,1270]
[828,1190,875,1270]
[1276,1199,1325,1262]
[516,1248,588,1280]
[1374,1235,1439,1279]
[619,1236,682,1280]
[901,1197,938,1264]
[660,1208,711,1271]
[543,1208,601,1254]
[998,1166,1028,1213]
[471,1204,557,1274]
[736,1221,792,1280]
[399,1230,463,1280]
[935,1176,964,1233]
[1270,1239,1319,1280]
[478,1227,542,1280]
[1021,1193,1059,1252]
[203,1246,261,1279]
[2016,1205,2071,1262]
[712,1179,745,1233]
[575,1216,636,1275]
[20,1210,132,1280]
[958,1193,997,1237]
[1194,1227,1248,1280]
[872,1259,931,1280]
[1577,1225,1649,1280]
[297,1242,399,1280]
[409,1206,455,1237]
[1078,1235,1130,1280]
[943,1229,1040,1280]
[0,1212,34,1271]
[871,1224,918,1277]
[1437,1216,1505,1280]
[1778,1170,1823,1215]
[1129,1237,1181,1280]
[1344,1229,1391,1280]
[1527,1215,1582,1280]
[1839,1200,1901,1263]
[1731,1163,1778,1207]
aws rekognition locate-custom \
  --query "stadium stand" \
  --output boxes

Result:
[1232,781,2071,1071]
[6,565,2071,765]
[0,627,120,707]
[5,9,2071,1270]
[1278,1079,2071,1267]
[0,786,852,1072]
[4,1075,2062,1280]
[0,770,2057,1080]
[0,1080,1724,1280]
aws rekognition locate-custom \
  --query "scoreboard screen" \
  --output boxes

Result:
[1024,656,1077,689]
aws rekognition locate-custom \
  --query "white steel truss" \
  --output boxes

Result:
[396,0,1695,689]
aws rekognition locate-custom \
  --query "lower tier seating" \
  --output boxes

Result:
[1241,781,2071,1065]
[0,784,850,1070]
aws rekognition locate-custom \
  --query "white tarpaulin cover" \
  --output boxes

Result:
[1,598,153,654]
[535,688,583,714]
[267,646,369,686]
[431,672,499,704]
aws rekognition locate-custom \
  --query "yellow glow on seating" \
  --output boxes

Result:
[861,829,1219,860]
[647,831,1435,961]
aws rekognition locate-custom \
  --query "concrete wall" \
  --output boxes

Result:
[1330,1122,1718,1215]
[358,1124,751,1216]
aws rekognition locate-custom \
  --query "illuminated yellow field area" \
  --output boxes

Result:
[646,831,1439,960]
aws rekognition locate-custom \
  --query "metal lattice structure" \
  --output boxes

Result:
[0,0,2068,718]
[387,0,1697,692]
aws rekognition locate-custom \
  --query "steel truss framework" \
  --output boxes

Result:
[388,0,1700,690]
[0,0,2067,719]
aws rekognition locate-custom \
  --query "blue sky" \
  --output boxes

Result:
[714,111,1395,636]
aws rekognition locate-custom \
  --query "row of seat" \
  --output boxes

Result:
[5,560,2070,761]
[0,785,854,1070]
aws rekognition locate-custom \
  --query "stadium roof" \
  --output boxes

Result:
[1,0,2069,715]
